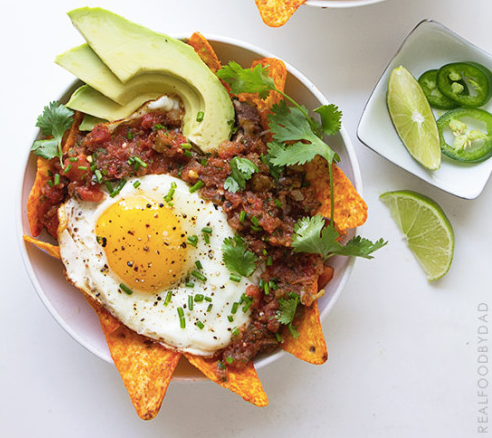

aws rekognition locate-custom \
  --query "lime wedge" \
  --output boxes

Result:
[387,66,441,170]
[380,190,454,281]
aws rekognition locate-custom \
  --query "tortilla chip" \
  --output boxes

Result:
[305,157,368,232]
[62,110,84,153]
[238,58,287,136]
[187,32,221,73]
[85,295,181,420]
[255,0,306,27]
[280,300,328,365]
[22,235,61,260]
[184,354,268,407]
[27,157,53,237]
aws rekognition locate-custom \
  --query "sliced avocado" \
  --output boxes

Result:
[67,85,163,121]
[63,7,234,152]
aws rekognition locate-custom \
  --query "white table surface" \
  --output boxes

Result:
[2,0,492,436]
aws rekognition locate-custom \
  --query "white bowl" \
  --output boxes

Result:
[19,35,362,380]
[357,19,492,199]
[305,0,387,8]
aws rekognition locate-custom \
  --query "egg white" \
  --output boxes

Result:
[58,174,258,356]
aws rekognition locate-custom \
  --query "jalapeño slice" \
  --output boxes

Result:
[436,62,492,108]
[437,107,492,163]
[418,70,458,110]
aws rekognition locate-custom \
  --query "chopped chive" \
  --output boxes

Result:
[264,281,270,295]
[275,333,282,342]
[228,315,234,322]
[225,355,234,364]
[54,174,60,185]
[164,182,177,205]
[63,164,72,174]
[206,304,213,312]
[105,181,113,193]
[47,180,53,187]
[242,299,252,313]
[181,142,192,150]
[231,302,239,314]
[230,273,242,283]
[110,179,127,198]
[196,321,204,330]
[217,360,226,370]
[194,294,204,302]
[177,307,185,328]
[188,295,194,310]
[239,211,246,222]
[262,249,268,256]
[192,270,207,281]
[251,216,260,227]
[232,327,239,336]
[134,156,147,168]
[69,157,79,162]
[200,158,208,166]
[251,225,262,232]
[195,260,203,270]
[203,233,210,244]
[183,150,193,158]
[185,282,195,288]
[267,256,273,266]
[94,169,103,184]
[269,280,278,290]
[133,180,141,188]
[258,279,264,289]
[196,111,204,122]
[274,198,283,208]
[189,180,204,193]
[78,166,88,171]
[187,235,198,247]
[205,296,212,302]
[90,163,97,172]
[127,130,133,140]
[119,283,133,295]
[164,291,173,306]
[202,227,212,234]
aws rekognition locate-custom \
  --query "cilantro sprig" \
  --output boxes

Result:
[31,101,74,168]
[292,215,387,260]
[277,293,300,338]
[224,157,259,193]
[218,61,341,221]
[222,235,258,277]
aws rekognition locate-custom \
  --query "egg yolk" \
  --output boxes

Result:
[95,196,188,292]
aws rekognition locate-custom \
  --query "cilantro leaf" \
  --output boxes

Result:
[224,157,259,193]
[222,235,258,277]
[277,294,300,339]
[217,61,275,99]
[292,215,387,259]
[314,104,342,136]
[267,101,339,167]
[31,101,74,167]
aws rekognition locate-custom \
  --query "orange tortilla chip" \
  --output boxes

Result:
[86,295,181,420]
[238,58,287,136]
[22,235,61,260]
[62,110,84,153]
[184,353,268,407]
[187,32,221,73]
[255,0,306,27]
[27,157,53,237]
[305,157,368,232]
[280,300,328,365]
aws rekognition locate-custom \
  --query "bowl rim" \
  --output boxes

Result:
[18,33,362,380]
[305,0,388,8]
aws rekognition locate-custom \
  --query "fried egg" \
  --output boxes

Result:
[58,174,257,356]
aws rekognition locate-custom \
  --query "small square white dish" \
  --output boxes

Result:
[357,19,492,199]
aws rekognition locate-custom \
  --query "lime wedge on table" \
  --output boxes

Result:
[380,190,454,281]
[387,66,441,170]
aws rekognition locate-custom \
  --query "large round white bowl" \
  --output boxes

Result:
[18,35,363,380]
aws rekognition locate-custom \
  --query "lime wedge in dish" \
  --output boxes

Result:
[387,66,441,170]
[380,190,454,281]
